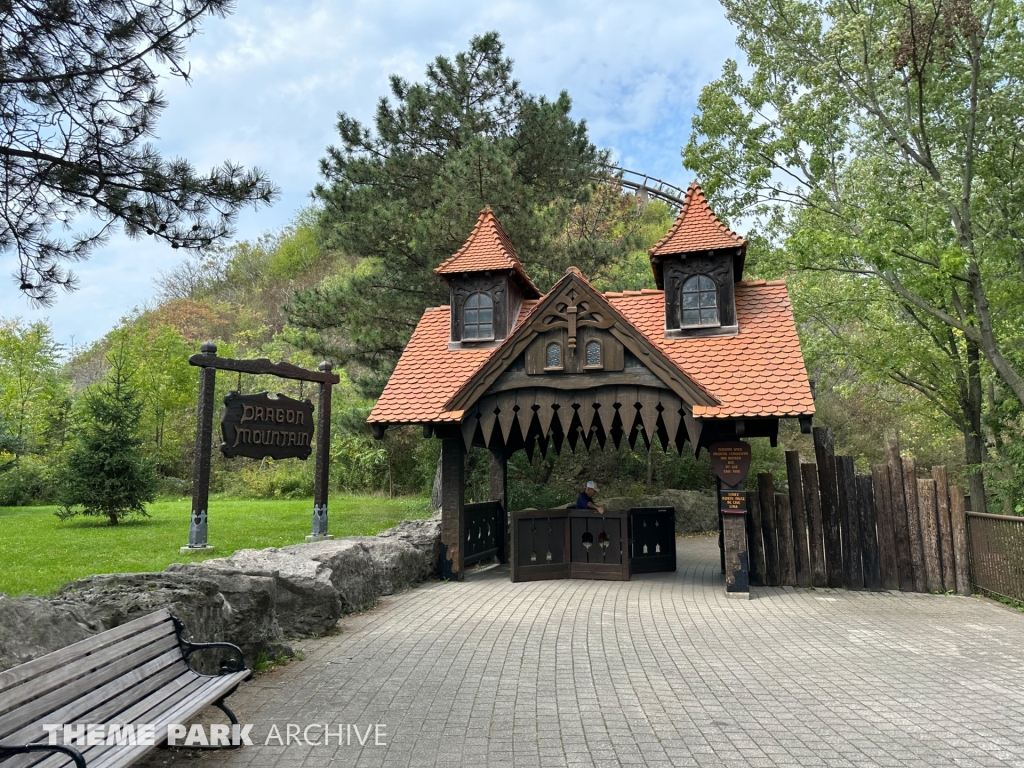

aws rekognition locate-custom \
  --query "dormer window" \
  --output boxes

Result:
[584,340,602,369]
[545,342,563,370]
[463,292,494,340]
[682,275,719,327]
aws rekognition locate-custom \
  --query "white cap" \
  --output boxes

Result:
[585,480,598,491]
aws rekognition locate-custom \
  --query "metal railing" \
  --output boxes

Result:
[967,511,1024,602]
[591,166,688,209]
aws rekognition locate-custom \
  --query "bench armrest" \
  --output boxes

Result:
[169,614,249,676]
[0,744,87,768]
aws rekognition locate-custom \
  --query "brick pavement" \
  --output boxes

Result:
[145,535,1024,768]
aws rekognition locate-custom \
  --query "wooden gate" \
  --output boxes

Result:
[511,508,676,582]
[464,501,506,567]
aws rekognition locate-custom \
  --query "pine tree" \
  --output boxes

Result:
[56,341,156,525]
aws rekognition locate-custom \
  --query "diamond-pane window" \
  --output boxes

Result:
[585,340,601,367]
[463,292,493,340]
[681,275,718,326]
[545,342,562,369]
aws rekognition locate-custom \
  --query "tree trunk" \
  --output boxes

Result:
[964,339,987,514]
[429,452,442,510]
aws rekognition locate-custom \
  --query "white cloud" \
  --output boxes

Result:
[0,0,740,347]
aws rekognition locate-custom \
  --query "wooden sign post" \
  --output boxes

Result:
[710,440,752,598]
[185,346,340,551]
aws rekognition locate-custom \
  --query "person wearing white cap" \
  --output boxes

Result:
[575,480,604,514]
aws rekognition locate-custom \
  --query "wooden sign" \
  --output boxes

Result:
[709,441,752,486]
[220,391,314,460]
[720,489,747,514]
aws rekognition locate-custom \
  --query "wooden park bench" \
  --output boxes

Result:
[0,609,251,768]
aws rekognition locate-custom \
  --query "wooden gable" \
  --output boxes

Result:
[445,268,719,414]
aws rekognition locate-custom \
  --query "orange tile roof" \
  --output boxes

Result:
[434,207,540,296]
[608,282,814,419]
[649,182,745,257]
[369,300,539,425]
[368,283,813,424]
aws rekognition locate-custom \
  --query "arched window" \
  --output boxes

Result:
[545,342,562,370]
[585,340,602,368]
[681,275,718,326]
[463,292,493,340]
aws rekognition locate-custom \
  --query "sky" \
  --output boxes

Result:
[1,0,741,349]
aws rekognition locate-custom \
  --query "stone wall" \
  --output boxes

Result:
[0,515,441,674]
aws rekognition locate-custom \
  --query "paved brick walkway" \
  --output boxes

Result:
[148,535,1024,768]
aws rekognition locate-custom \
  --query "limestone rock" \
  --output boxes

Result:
[168,548,340,638]
[0,595,94,671]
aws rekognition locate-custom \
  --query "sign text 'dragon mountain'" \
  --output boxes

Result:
[220,391,314,460]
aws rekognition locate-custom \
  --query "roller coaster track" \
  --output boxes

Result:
[592,165,688,209]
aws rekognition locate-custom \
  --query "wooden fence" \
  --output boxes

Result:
[967,512,1024,602]
[745,427,972,594]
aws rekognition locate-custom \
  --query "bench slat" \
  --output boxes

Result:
[24,673,249,768]
[0,612,172,693]
[91,673,249,768]
[2,662,193,762]
[0,641,182,741]
[16,673,211,768]
[0,624,179,719]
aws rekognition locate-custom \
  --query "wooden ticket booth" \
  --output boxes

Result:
[368,186,815,596]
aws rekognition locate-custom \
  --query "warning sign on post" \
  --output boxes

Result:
[709,441,752,486]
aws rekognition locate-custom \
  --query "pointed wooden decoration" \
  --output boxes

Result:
[684,410,703,452]
[497,392,518,445]
[538,432,549,459]
[657,418,671,453]
[556,401,578,435]
[535,388,556,436]
[638,388,660,442]
[461,408,479,453]
[627,423,639,450]
[567,425,580,453]
[660,393,683,445]
[478,395,499,446]
[580,399,598,437]
[594,423,607,450]
[524,435,535,463]
[516,387,537,414]
[610,425,624,450]
[616,385,639,411]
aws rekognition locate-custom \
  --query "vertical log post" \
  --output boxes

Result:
[717,475,750,598]
[746,490,765,587]
[439,437,466,580]
[185,342,217,552]
[758,473,780,587]
[489,448,508,564]
[933,466,956,593]
[902,458,927,592]
[871,464,899,590]
[857,474,882,591]
[786,451,811,588]
[836,456,863,590]
[917,478,943,593]
[308,362,334,540]
[886,434,914,591]
[802,462,827,588]
[775,492,797,587]
[949,486,972,596]
[813,427,843,588]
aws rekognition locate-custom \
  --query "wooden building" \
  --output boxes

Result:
[368,184,815,594]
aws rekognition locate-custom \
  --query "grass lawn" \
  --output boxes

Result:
[0,495,432,597]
